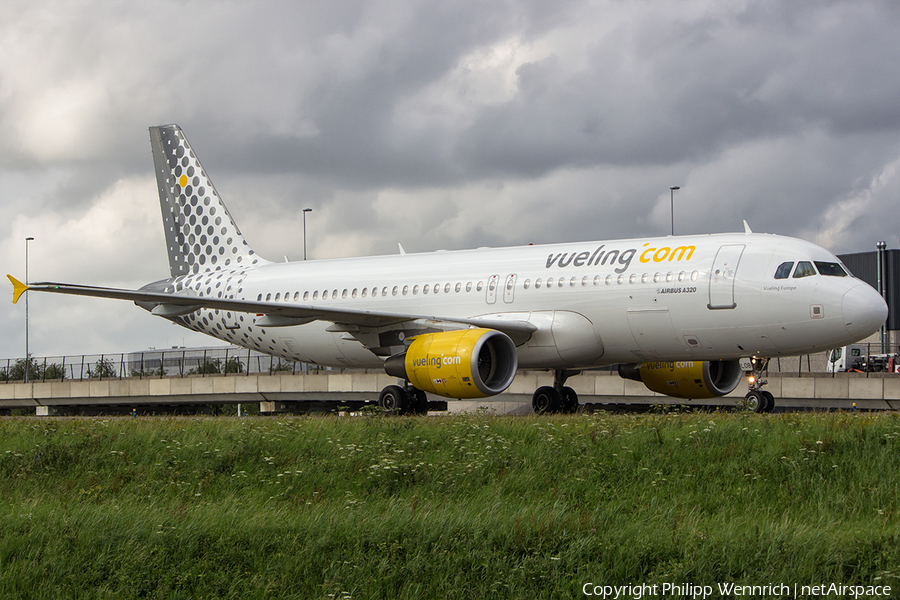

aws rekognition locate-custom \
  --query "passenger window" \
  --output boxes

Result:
[793,261,817,278]
[423,285,429,294]
[815,262,847,277]
[774,262,793,279]
[402,286,408,296]
[535,279,542,289]
[476,282,484,292]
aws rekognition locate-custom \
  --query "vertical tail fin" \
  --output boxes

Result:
[149,124,266,277]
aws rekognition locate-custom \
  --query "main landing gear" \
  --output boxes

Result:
[743,357,775,413]
[532,369,581,414]
[378,383,429,415]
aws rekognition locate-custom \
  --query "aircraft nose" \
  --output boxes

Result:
[842,283,888,340]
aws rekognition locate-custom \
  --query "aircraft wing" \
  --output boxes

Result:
[7,275,537,340]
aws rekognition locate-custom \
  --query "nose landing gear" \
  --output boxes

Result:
[743,358,774,413]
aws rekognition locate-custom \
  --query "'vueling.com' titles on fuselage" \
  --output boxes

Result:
[544,243,696,273]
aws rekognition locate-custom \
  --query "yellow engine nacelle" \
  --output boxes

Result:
[384,328,518,399]
[618,360,743,399]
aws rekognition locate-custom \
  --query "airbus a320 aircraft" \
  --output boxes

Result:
[8,125,888,413]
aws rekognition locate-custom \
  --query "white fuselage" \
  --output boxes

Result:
[162,231,887,370]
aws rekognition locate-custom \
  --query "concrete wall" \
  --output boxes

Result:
[2,371,898,414]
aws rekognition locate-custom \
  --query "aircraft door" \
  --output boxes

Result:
[486,274,499,304]
[708,244,745,309]
[503,274,517,303]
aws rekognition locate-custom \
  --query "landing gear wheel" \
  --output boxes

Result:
[532,386,561,414]
[744,390,766,413]
[378,385,409,414]
[761,391,775,413]
[409,389,429,415]
[561,386,579,414]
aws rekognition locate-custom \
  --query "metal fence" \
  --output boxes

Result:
[2,343,896,384]
[0,348,309,383]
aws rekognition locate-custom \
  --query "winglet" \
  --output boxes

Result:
[7,275,29,304]
[743,220,753,234]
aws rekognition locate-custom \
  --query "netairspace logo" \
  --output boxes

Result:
[581,582,893,599]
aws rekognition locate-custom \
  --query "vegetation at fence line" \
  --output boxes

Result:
[0,356,65,382]
[269,359,295,373]
[0,412,898,599]
[186,356,245,375]
[85,357,118,379]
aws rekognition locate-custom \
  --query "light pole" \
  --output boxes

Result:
[669,186,680,236]
[303,208,312,260]
[24,236,34,383]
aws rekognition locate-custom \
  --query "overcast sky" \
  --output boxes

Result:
[2,0,899,359]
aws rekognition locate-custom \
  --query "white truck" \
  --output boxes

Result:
[826,344,900,373]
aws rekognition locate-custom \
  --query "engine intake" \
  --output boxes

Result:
[384,328,518,399]
[618,360,743,399]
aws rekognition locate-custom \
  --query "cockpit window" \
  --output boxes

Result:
[792,261,817,278]
[814,261,848,277]
[774,262,794,279]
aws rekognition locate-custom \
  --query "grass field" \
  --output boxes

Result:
[1,411,898,599]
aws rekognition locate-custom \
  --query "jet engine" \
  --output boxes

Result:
[618,360,743,399]
[384,328,518,399]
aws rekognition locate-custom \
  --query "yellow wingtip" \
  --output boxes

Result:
[7,275,29,304]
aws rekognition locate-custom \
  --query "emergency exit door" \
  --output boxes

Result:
[708,244,745,309]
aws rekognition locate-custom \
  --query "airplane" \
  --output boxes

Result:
[7,124,889,414]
